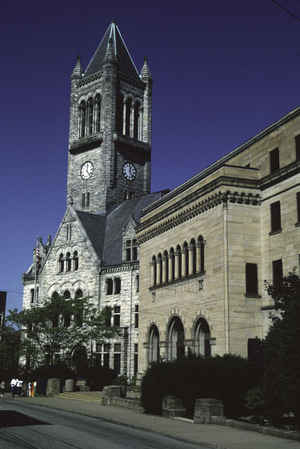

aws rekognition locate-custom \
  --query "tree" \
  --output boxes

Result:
[6,295,118,369]
[0,322,21,377]
[264,272,300,428]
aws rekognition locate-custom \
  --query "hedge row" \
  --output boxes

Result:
[141,355,261,418]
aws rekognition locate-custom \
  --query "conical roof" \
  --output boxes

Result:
[84,22,140,83]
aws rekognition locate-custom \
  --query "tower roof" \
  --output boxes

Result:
[84,22,140,82]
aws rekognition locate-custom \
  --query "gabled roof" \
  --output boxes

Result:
[76,211,107,260]
[84,21,140,83]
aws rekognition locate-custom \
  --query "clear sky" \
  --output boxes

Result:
[1,0,300,311]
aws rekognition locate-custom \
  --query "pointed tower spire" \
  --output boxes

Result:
[140,57,152,81]
[71,56,82,79]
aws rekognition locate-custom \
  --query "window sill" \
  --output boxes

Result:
[269,229,282,236]
[150,271,205,291]
[245,293,261,299]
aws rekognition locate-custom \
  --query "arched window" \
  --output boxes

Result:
[198,236,205,273]
[157,253,163,285]
[183,242,189,277]
[73,251,79,271]
[176,245,182,279]
[149,325,160,364]
[51,291,59,300]
[75,289,83,299]
[79,100,86,138]
[152,255,157,286]
[63,290,71,300]
[168,317,185,361]
[190,239,196,274]
[117,94,124,134]
[170,247,175,281]
[66,252,71,272]
[87,97,94,135]
[194,318,211,357]
[136,274,139,292]
[95,94,101,133]
[125,98,132,136]
[163,250,169,283]
[133,101,140,140]
[59,254,64,273]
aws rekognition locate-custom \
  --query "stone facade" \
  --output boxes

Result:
[137,108,300,374]
[22,22,160,379]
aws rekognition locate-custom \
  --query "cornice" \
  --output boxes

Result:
[137,190,261,244]
[143,107,300,215]
[101,261,139,274]
[138,175,259,233]
[77,71,102,87]
[69,134,103,155]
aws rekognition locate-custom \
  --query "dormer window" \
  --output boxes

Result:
[125,239,138,262]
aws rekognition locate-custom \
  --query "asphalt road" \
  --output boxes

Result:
[0,400,210,449]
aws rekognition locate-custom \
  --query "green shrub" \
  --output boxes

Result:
[76,365,117,390]
[141,355,260,418]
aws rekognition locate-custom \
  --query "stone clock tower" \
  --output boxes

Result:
[67,22,152,214]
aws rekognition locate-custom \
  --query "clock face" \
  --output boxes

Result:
[80,161,94,180]
[122,162,137,181]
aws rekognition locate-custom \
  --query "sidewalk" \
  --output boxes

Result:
[11,393,300,449]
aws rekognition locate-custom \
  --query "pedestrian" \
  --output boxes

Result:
[0,380,5,399]
[10,378,17,398]
[27,382,32,397]
[16,379,23,396]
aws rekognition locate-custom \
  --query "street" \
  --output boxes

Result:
[0,400,208,449]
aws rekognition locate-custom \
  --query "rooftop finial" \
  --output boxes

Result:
[71,55,82,79]
[140,57,152,80]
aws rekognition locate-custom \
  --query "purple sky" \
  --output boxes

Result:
[1,0,300,311]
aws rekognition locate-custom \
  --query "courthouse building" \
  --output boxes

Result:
[22,22,165,378]
[137,107,300,374]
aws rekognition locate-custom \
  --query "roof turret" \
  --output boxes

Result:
[71,56,82,79]
[140,57,152,81]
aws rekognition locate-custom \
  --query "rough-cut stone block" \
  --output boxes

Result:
[194,398,224,424]
[64,379,74,392]
[162,395,186,417]
[46,378,60,397]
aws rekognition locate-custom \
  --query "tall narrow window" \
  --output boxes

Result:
[198,236,205,272]
[183,242,189,277]
[190,239,196,274]
[134,305,139,328]
[125,239,138,261]
[245,263,258,296]
[59,253,64,273]
[125,98,132,136]
[152,256,157,286]
[270,148,279,173]
[88,98,93,135]
[133,102,140,139]
[270,201,281,233]
[113,306,120,327]
[30,288,34,304]
[297,192,300,223]
[73,251,79,271]
[170,248,175,281]
[132,240,138,261]
[134,343,138,375]
[95,94,101,133]
[66,252,71,272]
[136,274,139,292]
[106,278,113,295]
[114,277,121,294]
[79,101,86,138]
[113,343,121,374]
[176,245,182,279]
[158,253,163,285]
[164,250,169,283]
[295,135,300,161]
[272,259,283,289]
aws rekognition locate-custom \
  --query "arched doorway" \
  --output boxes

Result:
[194,318,211,357]
[168,317,185,361]
[72,345,88,373]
